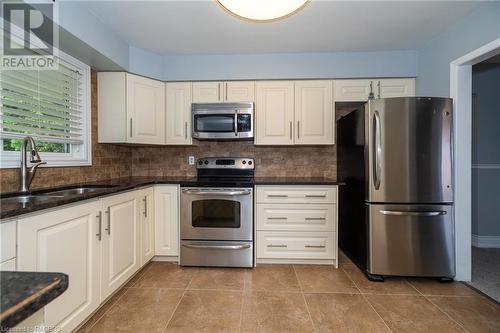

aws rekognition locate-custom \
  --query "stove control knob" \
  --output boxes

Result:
[248,160,253,165]
[204,160,209,165]
[198,160,203,165]
[242,160,246,165]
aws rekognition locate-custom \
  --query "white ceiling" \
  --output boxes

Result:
[79,1,480,55]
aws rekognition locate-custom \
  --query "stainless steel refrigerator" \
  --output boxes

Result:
[337,97,455,281]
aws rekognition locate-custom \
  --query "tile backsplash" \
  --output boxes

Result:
[0,71,337,193]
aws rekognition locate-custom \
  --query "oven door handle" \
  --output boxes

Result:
[182,189,251,196]
[182,244,251,250]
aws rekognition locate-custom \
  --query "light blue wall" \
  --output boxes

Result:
[129,46,163,80]
[417,2,500,97]
[472,64,500,237]
[162,50,418,81]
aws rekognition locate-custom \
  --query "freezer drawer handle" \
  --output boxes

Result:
[379,210,447,217]
[182,244,251,250]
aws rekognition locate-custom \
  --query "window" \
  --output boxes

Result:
[0,51,91,168]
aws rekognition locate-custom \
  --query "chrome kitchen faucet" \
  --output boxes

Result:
[19,136,46,192]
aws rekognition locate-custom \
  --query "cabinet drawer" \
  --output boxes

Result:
[1,220,17,262]
[256,204,335,231]
[256,186,336,204]
[256,231,335,260]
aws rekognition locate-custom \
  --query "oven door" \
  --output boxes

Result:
[180,187,253,241]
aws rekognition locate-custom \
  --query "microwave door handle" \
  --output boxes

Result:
[234,110,238,137]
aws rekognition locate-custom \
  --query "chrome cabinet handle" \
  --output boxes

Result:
[268,217,288,220]
[184,122,188,139]
[305,217,326,221]
[379,210,447,217]
[129,118,133,137]
[297,121,300,139]
[373,110,382,190]
[218,82,221,101]
[305,245,326,248]
[104,208,111,235]
[234,110,238,137]
[289,121,292,140]
[182,189,251,196]
[182,244,251,250]
[268,194,288,198]
[305,194,326,198]
[143,196,147,217]
[377,81,381,98]
[225,82,228,100]
[267,244,287,248]
[96,211,102,241]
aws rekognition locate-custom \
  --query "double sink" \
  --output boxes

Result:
[1,185,118,204]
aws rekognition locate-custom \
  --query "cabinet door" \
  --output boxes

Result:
[333,79,373,102]
[17,201,102,332]
[126,74,165,144]
[154,185,179,256]
[377,78,415,98]
[295,80,334,145]
[165,82,192,145]
[224,81,255,102]
[101,191,140,300]
[255,81,294,145]
[192,82,221,102]
[140,188,155,266]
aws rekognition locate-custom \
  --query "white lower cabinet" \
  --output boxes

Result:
[139,187,155,266]
[154,185,179,256]
[100,191,141,300]
[255,185,338,266]
[17,200,102,332]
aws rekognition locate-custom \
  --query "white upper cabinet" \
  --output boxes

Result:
[193,81,255,103]
[165,82,192,145]
[225,81,255,102]
[377,78,415,98]
[334,78,415,101]
[98,72,165,145]
[17,201,102,332]
[100,191,140,300]
[255,81,295,145]
[294,80,334,145]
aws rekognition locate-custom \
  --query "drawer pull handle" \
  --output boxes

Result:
[305,194,327,198]
[267,244,287,248]
[305,245,326,248]
[268,217,288,220]
[268,194,288,198]
[305,217,326,221]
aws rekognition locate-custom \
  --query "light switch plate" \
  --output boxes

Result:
[188,156,195,165]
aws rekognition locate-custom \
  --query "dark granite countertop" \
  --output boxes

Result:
[0,271,68,329]
[0,176,343,220]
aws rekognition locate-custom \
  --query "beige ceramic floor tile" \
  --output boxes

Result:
[134,262,196,289]
[123,261,154,288]
[366,294,466,333]
[429,296,500,333]
[241,291,314,333]
[408,278,478,296]
[87,288,183,333]
[304,293,390,332]
[294,265,359,293]
[342,264,419,295]
[165,290,243,333]
[245,265,301,292]
[188,267,249,291]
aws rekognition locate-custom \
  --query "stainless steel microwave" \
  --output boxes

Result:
[192,102,254,140]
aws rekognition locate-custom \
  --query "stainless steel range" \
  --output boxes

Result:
[180,157,254,267]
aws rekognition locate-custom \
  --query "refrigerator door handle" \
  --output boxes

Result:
[379,210,447,217]
[373,110,382,190]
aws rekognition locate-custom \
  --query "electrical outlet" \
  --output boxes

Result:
[188,156,195,165]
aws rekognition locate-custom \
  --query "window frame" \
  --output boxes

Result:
[0,35,92,169]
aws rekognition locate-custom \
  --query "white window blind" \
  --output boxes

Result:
[0,61,84,144]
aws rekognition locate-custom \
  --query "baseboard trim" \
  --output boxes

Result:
[153,255,179,262]
[472,234,500,248]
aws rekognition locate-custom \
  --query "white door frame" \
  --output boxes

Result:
[450,38,500,281]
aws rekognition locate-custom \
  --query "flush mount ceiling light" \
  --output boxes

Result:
[217,0,310,22]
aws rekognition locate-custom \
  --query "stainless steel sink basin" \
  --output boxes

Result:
[44,185,118,196]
